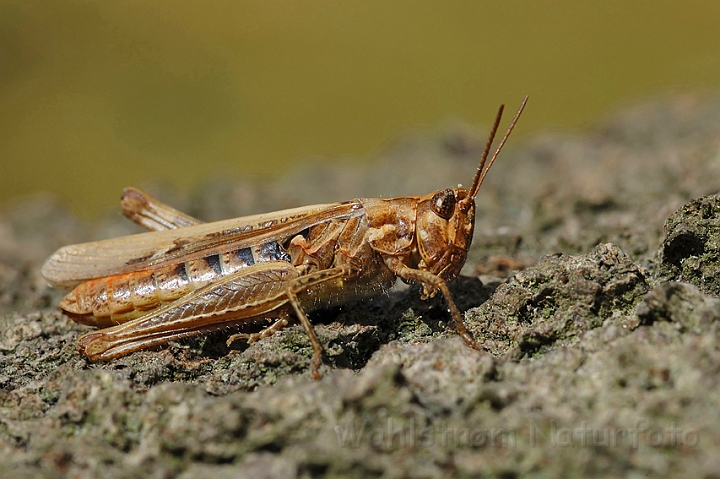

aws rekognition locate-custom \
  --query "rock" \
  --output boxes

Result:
[467,243,649,358]
[3,94,720,478]
[659,194,720,296]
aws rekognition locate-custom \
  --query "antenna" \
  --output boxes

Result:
[466,95,528,200]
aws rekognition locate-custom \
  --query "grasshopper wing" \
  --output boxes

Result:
[42,201,364,289]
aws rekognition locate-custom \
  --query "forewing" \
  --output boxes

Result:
[42,201,364,288]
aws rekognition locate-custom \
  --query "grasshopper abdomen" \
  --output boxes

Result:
[61,242,294,327]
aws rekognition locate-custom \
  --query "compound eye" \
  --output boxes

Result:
[430,189,456,220]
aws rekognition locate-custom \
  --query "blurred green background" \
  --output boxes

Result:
[1,0,719,217]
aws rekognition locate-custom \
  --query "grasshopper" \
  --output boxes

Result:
[41,96,527,379]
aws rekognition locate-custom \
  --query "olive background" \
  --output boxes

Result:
[1,0,720,217]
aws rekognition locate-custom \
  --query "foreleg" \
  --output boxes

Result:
[384,256,483,351]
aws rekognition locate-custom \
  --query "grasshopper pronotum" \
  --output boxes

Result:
[42,97,527,379]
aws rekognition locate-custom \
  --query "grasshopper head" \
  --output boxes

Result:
[414,96,527,282]
[415,187,475,281]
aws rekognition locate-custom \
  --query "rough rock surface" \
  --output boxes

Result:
[2,94,720,478]
[659,194,720,295]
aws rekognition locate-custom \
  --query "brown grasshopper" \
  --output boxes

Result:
[41,96,527,379]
